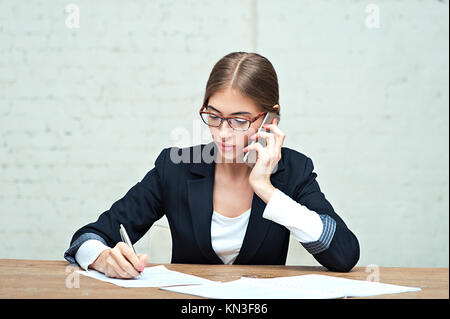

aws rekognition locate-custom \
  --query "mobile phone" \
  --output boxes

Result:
[243,112,280,168]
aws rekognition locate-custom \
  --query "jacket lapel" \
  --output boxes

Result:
[187,143,222,263]
[187,142,286,264]
[234,161,285,264]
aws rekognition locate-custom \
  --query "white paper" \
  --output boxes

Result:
[161,274,421,299]
[77,265,217,288]
[162,278,342,299]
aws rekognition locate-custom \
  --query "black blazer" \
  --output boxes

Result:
[65,142,359,272]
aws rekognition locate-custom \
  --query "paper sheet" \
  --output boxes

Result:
[161,277,342,299]
[77,265,217,288]
[161,274,421,299]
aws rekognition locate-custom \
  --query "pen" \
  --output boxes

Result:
[119,224,136,253]
[119,224,142,276]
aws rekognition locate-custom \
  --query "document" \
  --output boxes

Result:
[161,277,342,299]
[77,265,217,288]
[161,274,421,299]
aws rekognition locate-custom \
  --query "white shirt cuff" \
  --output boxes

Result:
[74,239,110,271]
[262,188,324,243]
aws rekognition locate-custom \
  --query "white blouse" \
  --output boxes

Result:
[75,188,324,269]
[210,188,324,264]
[210,208,252,264]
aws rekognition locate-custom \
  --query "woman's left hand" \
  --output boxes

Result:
[243,118,285,191]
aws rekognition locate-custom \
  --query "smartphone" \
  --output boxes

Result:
[243,112,280,168]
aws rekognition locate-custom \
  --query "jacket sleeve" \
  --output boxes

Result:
[294,157,360,272]
[64,147,169,264]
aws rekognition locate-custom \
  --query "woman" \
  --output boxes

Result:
[64,52,359,278]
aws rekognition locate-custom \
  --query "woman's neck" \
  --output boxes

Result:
[215,162,252,184]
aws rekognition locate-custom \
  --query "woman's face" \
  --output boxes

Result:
[207,87,266,163]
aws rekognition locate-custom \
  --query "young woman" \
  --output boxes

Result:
[64,52,359,278]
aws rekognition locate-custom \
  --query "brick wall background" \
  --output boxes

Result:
[0,0,448,267]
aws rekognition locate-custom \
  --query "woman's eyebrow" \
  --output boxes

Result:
[207,105,251,115]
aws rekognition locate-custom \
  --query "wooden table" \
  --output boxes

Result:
[0,259,448,299]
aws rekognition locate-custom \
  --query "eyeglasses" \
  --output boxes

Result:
[199,105,267,131]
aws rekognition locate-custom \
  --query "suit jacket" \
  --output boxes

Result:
[65,142,360,272]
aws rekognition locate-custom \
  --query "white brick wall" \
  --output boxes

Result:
[0,0,448,267]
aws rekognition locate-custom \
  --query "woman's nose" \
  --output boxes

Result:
[217,120,234,138]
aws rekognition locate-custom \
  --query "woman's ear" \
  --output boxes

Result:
[272,104,280,112]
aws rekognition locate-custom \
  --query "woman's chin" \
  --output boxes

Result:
[217,148,245,163]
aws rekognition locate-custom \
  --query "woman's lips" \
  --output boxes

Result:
[218,142,236,151]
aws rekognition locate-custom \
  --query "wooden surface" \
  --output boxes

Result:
[0,259,448,299]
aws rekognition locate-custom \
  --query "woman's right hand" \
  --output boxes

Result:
[89,242,149,278]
